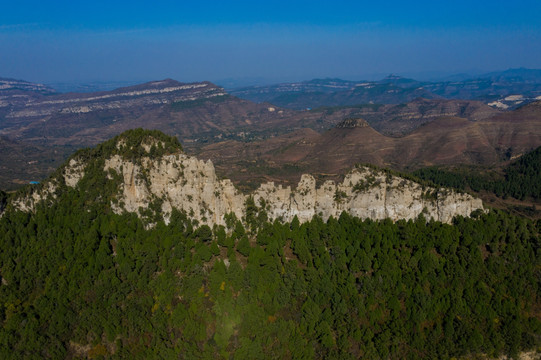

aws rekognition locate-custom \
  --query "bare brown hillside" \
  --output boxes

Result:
[197,102,541,189]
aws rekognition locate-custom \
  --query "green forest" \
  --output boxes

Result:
[413,146,541,201]
[0,130,540,359]
[1,194,540,358]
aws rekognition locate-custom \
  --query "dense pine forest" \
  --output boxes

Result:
[0,130,540,359]
[413,146,541,201]
[1,193,540,358]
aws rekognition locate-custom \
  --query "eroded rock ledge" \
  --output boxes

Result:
[99,152,483,226]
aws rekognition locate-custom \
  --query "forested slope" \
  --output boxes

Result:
[414,146,541,201]
[0,194,539,358]
[0,130,539,359]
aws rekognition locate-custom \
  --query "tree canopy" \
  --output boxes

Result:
[0,191,539,358]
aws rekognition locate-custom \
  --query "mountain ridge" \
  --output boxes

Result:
[3,129,484,227]
[230,68,541,110]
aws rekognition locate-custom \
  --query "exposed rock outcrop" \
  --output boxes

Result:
[11,182,58,213]
[103,154,246,226]
[253,169,482,224]
[64,158,85,187]
[99,153,482,226]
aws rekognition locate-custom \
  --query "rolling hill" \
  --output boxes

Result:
[197,101,541,189]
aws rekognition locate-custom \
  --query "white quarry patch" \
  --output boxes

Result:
[60,106,92,114]
[488,101,509,109]
[504,95,524,101]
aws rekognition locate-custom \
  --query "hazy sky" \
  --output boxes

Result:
[1,0,541,84]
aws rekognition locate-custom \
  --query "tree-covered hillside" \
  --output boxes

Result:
[74,128,184,162]
[0,190,7,213]
[0,192,539,358]
[0,130,539,359]
[413,146,541,202]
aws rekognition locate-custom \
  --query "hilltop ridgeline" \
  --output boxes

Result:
[4,129,483,226]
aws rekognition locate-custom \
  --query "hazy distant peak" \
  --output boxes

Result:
[0,77,56,94]
[378,74,420,86]
[482,68,541,82]
[383,74,403,80]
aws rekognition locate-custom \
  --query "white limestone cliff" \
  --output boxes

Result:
[99,152,483,226]
[252,168,483,224]
[103,154,246,226]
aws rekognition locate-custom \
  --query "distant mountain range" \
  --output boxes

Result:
[307,98,499,137]
[0,78,307,188]
[0,77,57,95]
[1,72,541,190]
[45,80,145,93]
[0,79,247,147]
[229,68,541,110]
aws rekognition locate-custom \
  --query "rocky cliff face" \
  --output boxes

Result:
[80,153,482,226]
[5,133,484,226]
[103,153,246,226]
[252,170,483,224]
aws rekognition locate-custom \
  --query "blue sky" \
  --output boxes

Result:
[1,1,540,85]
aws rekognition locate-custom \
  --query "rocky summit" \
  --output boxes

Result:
[4,129,483,226]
